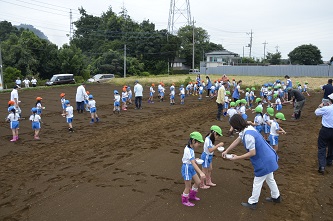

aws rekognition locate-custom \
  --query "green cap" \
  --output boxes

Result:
[305,81,308,84]
[230,102,236,107]
[241,99,247,104]
[210,125,223,136]
[273,93,278,98]
[267,107,274,116]
[251,87,256,91]
[226,91,231,95]
[255,98,262,103]
[255,106,263,113]
[190,131,204,142]
[236,100,241,105]
[268,87,272,90]
[275,112,286,121]
[246,88,250,91]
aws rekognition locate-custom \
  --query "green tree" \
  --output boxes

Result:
[266,52,281,65]
[58,44,86,75]
[3,67,22,87]
[288,44,323,65]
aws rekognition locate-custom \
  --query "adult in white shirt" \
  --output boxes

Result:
[15,77,22,88]
[76,83,88,113]
[31,77,37,87]
[10,85,21,115]
[134,80,143,109]
[23,78,30,88]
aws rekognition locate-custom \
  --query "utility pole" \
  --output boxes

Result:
[0,41,3,90]
[69,9,73,41]
[124,44,126,78]
[192,18,195,71]
[247,29,253,58]
[275,45,279,53]
[263,41,268,61]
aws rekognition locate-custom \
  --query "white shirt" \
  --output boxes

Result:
[239,105,246,114]
[254,114,264,125]
[122,91,128,99]
[7,112,20,121]
[315,105,333,128]
[239,126,256,151]
[23,79,30,85]
[182,146,195,164]
[180,88,185,95]
[16,79,21,85]
[134,83,143,97]
[203,136,214,155]
[29,114,41,122]
[76,85,87,102]
[269,120,279,136]
[10,89,19,104]
[114,94,120,102]
[88,100,96,108]
[65,106,74,118]
[227,108,237,118]
[31,78,37,85]
[263,113,270,125]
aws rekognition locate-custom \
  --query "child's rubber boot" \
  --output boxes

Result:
[206,176,216,187]
[96,117,99,122]
[189,190,200,201]
[90,119,94,124]
[34,136,40,140]
[199,179,210,189]
[181,195,195,207]
[10,136,16,142]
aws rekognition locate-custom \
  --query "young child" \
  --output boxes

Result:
[159,83,165,102]
[60,93,66,116]
[181,131,205,207]
[179,85,185,105]
[248,106,264,133]
[263,107,274,142]
[209,84,216,98]
[35,97,44,116]
[268,112,287,151]
[200,125,224,189]
[239,99,248,120]
[62,100,74,132]
[303,81,310,96]
[272,94,282,111]
[223,91,231,116]
[113,90,121,113]
[127,86,133,105]
[170,85,175,105]
[226,102,238,137]
[198,84,204,100]
[88,95,99,123]
[29,107,42,140]
[267,87,273,106]
[148,83,155,103]
[249,87,256,107]
[121,87,128,111]
[85,91,90,112]
[193,82,198,96]
[245,88,251,107]
[6,106,20,142]
[297,82,302,92]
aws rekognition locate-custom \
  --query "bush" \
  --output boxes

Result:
[140,71,150,77]
[74,76,84,83]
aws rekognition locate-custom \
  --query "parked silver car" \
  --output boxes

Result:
[88,74,115,83]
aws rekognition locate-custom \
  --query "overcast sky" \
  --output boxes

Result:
[0,0,332,61]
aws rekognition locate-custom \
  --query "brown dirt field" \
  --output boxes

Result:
[0,83,332,221]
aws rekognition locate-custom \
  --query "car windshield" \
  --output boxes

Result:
[50,76,58,81]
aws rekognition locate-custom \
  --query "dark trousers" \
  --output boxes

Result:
[318,126,333,168]
[76,101,84,112]
[217,103,223,120]
[135,96,142,109]
[207,89,211,96]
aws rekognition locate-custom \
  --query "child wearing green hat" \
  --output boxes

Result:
[223,91,231,116]
[263,107,275,142]
[200,125,224,188]
[268,112,287,152]
[239,99,248,120]
[303,81,310,96]
[227,102,238,137]
[248,106,264,133]
[181,132,206,206]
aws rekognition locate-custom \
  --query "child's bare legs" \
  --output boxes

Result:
[273,145,278,152]
[200,167,210,189]
[34,129,40,139]
[206,164,216,186]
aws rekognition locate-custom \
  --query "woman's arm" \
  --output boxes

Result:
[231,148,256,160]
[222,137,241,157]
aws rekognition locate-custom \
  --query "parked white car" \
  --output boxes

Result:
[88,74,115,83]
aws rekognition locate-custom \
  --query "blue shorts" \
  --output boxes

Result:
[276,104,282,111]
[181,94,185,99]
[90,107,96,113]
[84,100,88,104]
[201,152,213,168]
[181,163,196,181]
[128,94,132,99]
[114,101,120,107]
[267,95,272,101]
[255,125,263,133]
[10,121,19,129]
[170,95,175,99]
[62,104,66,110]
[199,90,203,95]
[160,92,164,97]
[66,117,73,123]
[32,121,41,130]
[269,134,279,146]
[250,96,255,101]
[264,124,271,134]
[224,103,229,109]
[122,98,127,103]
[150,92,154,97]
[37,109,42,115]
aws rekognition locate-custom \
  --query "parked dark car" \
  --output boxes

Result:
[45,74,75,86]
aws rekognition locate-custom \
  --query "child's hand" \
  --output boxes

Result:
[218,142,224,147]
